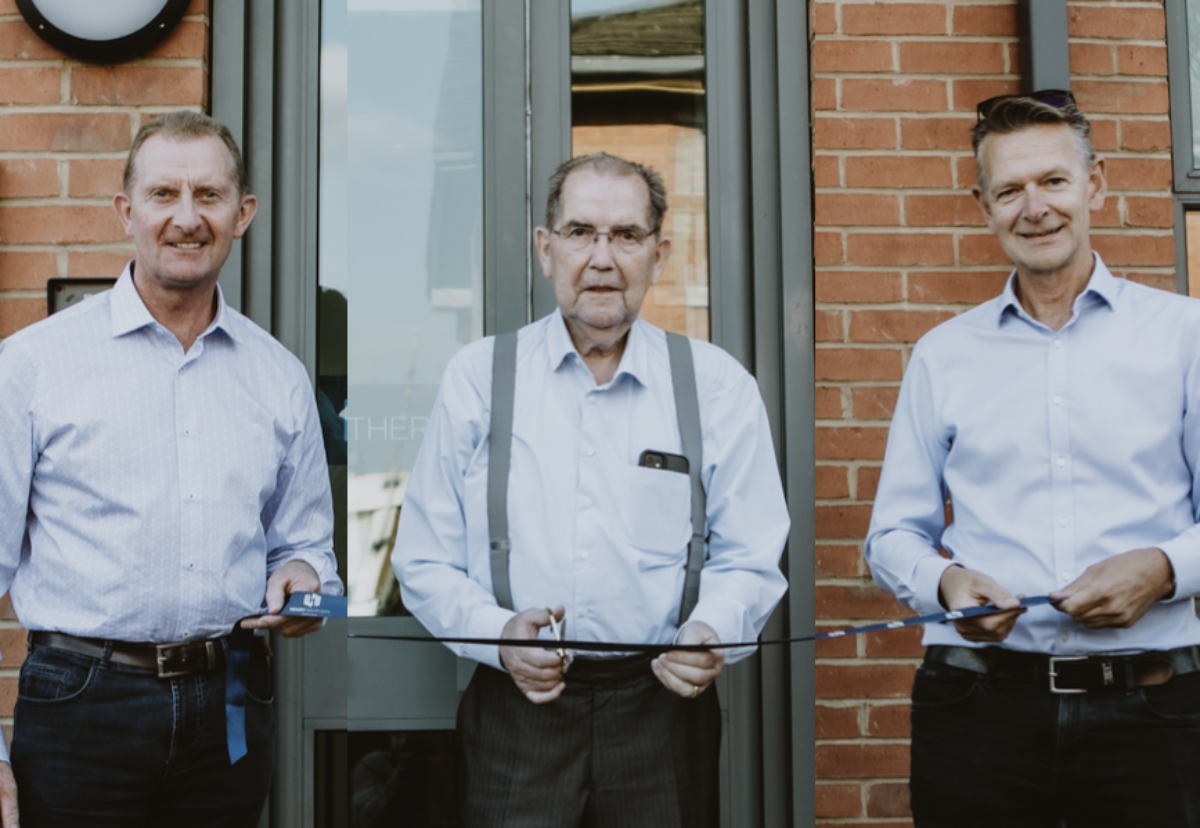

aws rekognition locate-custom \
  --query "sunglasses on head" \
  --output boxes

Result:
[976,89,1076,122]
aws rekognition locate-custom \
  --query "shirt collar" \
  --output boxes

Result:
[994,252,1118,326]
[109,260,239,343]
[546,308,650,387]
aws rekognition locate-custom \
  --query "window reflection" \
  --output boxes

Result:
[348,731,457,828]
[571,0,709,340]
[322,0,484,617]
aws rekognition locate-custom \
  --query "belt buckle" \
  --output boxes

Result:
[155,641,219,679]
[1049,655,1088,694]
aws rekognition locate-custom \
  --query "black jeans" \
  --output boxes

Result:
[910,659,1200,827]
[11,641,275,828]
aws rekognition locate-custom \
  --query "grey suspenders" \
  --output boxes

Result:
[487,330,707,626]
[487,330,519,612]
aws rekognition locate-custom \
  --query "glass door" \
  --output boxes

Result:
[321,0,486,822]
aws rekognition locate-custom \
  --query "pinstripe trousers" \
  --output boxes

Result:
[457,656,721,828]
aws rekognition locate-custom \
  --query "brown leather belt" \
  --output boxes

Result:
[29,631,265,679]
[926,645,1200,693]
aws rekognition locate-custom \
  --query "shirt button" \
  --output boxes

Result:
[583,445,595,457]
[1053,340,1063,348]
[183,429,191,437]
[1060,571,1071,581]
[579,497,591,509]
[1056,457,1066,468]
[578,551,590,560]
[178,366,186,373]
[1052,395,1063,405]
[187,493,196,500]
[187,561,196,570]
[182,630,191,638]
[1058,518,1068,527]
[578,608,588,618]
[1060,632,1069,642]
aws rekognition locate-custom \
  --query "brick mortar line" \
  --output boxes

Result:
[0,104,199,114]
[812,150,1172,159]
[814,302,997,311]
[814,34,1017,43]
[813,227,1176,236]
[1065,1,1163,6]
[815,113,1171,119]
[815,226,1174,234]
[0,59,208,70]
[0,198,120,206]
[0,290,46,299]
[813,265,1174,272]
[816,72,1022,80]
[0,246,133,254]
[815,342,908,349]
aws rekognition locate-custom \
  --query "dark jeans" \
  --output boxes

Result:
[910,659,1200,828]
[457,659,721,828]
[11,640,275,828]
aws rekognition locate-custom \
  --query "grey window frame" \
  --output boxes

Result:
[212,2,337,827]
[1167,0,1200,294]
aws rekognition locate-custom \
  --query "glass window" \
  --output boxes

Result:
[570,0,709,339]
[320,0,485,619]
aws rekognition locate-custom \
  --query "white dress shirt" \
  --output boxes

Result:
[0,264,341,642]
[866,255,1200,655]
[393,310,789,670]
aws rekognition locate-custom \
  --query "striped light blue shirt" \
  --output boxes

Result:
[866,256,1200,655]
[0,264,342,652]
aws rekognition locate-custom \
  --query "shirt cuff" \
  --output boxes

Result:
[464,602,517,671]
[1153,539,1199,602]
[681,598,750,663]
[912,555,958,616]
[0,727,9,764]
[273,551,343,597]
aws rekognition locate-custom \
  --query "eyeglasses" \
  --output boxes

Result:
[550,223,657,254]
[976,89,1076,122]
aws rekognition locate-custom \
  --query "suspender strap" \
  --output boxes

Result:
[487,329,706,623]
[487,331,518,610]
[667,332,706,626]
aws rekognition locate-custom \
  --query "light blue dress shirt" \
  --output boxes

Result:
[866,255,1200,655]
[392,310,790,670]
[0,264,342,647]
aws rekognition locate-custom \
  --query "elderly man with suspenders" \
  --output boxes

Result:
[392,153,789,826]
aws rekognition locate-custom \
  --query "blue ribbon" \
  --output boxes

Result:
[224,632,252,765]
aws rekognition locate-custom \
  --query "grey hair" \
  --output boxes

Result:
[544,153,668,232]
[124,110,248,195]
[972,96,1095,187]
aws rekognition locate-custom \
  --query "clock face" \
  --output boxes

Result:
[16,0,190,63]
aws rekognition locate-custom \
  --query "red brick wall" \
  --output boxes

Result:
[811,1,1172,823]
[0,0,209,745]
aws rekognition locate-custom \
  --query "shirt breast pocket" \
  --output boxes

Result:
[617,464,693,562]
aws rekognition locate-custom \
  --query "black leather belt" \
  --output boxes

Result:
[926,645,1200,693]
[30,631,266,679]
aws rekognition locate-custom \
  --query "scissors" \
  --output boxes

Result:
[546,607,573,674]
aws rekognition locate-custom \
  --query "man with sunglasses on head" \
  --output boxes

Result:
[865,90,1200,826]
[393,153,789,826]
